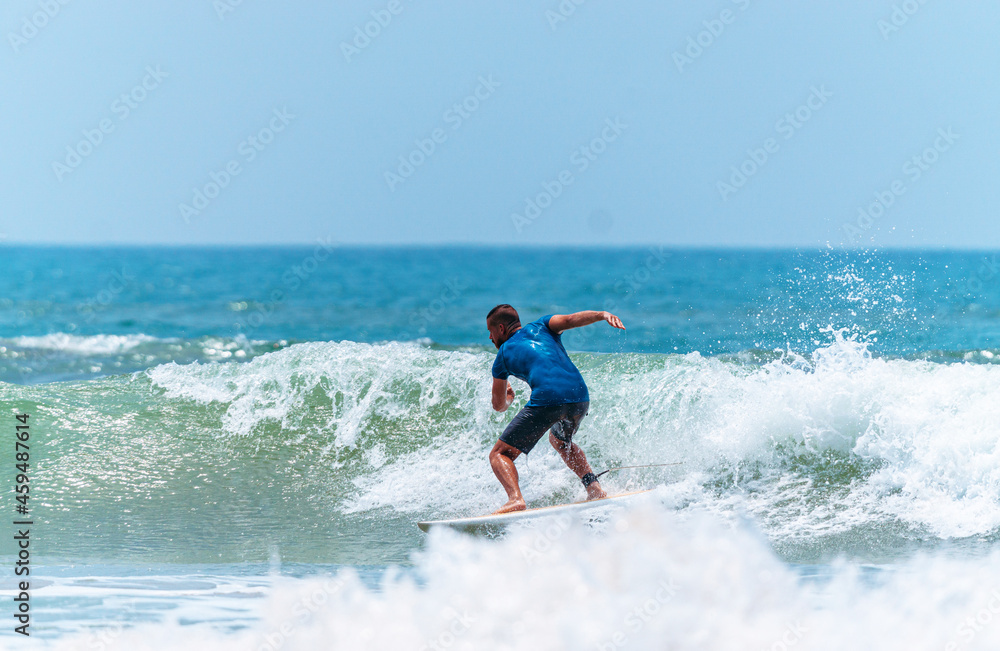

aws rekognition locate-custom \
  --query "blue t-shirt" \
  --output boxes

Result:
[491,315,589,407]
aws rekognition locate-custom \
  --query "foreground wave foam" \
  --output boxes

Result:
[139,335,1000,546]
[51,501,1000,651]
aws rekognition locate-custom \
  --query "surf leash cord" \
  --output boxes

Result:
[595,462,683,479]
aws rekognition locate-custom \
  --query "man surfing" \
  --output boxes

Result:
[487,305,626,514]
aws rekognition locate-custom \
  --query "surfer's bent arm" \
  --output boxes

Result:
[492,378,515,412]
[548,311,625,334]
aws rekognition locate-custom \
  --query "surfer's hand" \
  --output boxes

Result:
[506,385,515,403]
[603,312,626,330]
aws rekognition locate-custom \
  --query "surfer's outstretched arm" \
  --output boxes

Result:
[548,310,625,334]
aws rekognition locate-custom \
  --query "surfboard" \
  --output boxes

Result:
[417,489,653,533]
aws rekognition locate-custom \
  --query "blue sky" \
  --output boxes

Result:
[1,1,998,247]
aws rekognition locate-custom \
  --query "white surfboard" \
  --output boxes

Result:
[417,489,653,533]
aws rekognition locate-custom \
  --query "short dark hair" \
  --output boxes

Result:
[487,304,520,330]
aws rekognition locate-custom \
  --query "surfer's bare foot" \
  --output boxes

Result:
[493,497,526,514]
[586,482,607,500]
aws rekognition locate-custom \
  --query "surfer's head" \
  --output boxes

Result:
[487,304,521,348]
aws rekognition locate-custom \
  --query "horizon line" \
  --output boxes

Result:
[3,242,1000,252]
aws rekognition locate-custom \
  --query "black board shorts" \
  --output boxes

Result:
[499,401,590,454]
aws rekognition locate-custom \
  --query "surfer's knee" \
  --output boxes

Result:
[549,431,569,452]
[491,440,520,461]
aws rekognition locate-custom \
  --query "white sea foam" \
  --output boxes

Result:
[146,340,499,445]
[46,500,1000,651]
[8,333,160,355]
[145,335,1000,542]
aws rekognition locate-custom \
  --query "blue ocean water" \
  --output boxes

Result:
[2,247,999,385]
[3,246,1000,647]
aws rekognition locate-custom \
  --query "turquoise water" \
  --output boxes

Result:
[3,246,1000,647]
[4,247,1000,374]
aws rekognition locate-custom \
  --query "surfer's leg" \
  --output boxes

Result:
[549,433,607,500]
[549,402,607,500]
[491,405,558,513]
[489,440,526,514]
